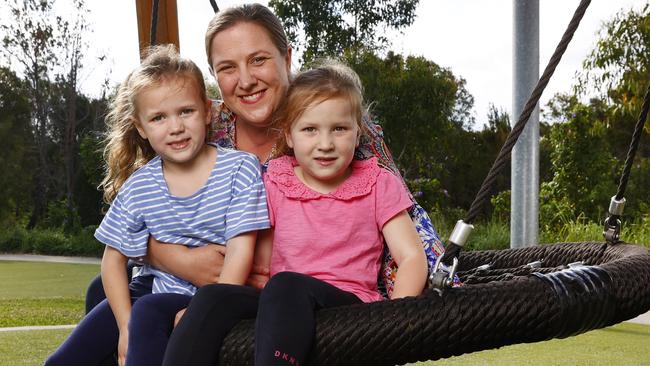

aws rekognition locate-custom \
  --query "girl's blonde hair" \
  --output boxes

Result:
[99,44,207,204]
[274,60,368,156]
[205,3,289,72]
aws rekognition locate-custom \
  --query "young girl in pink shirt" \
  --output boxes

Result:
[162,62,427,366]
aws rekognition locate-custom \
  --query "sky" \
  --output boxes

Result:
[10,0,648,128]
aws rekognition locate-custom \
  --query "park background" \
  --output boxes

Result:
[1,0,650,364]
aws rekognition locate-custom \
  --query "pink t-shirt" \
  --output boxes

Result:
[263,156,413,303]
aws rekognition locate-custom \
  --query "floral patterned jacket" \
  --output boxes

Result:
[208,101,446,297]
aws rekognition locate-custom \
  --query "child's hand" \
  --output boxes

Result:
[246,265,270,289]
[174,308,186,327]
[117,329,129,366]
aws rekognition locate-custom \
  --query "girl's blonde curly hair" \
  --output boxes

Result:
[99,44,207,204]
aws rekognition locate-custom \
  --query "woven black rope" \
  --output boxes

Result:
[615,82,650,200]
[210,0,219,13]
[464,0,591,225]
[150,0,160,46]
[218,242,650,365]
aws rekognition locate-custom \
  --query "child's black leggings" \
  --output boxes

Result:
[162,272,362,366]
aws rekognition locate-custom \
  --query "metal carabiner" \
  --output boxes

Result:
[429,255,459,290]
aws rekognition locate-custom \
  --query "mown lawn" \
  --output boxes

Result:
[1,259,649,366]
[0,260,99,327]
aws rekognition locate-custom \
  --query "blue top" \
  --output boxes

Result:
[95,144,270,295]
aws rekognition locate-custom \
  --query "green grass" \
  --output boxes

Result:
[409,322,650,365]
[3,245,650,365]
[0,328,73,366]
[0,261,99,326]
[1,322,648,366]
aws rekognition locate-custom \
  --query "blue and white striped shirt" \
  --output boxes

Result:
[95,145,270,295]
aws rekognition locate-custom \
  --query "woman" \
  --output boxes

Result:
[85,3,445,365]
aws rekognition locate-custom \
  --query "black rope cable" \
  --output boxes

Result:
[465,0,591,225]
[150,0,160,46]
[614,82,650,200]
[441,0,592,265]
[210,0,219,13]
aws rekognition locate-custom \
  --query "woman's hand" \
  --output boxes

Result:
[147,237,226,287]
[117,328,129,366]
[147,236,271,289]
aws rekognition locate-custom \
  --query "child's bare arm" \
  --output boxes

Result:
[220,231,257,285]
[101,246,131,365]
[382,210,428,299]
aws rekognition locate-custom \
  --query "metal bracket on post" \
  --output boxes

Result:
[603,196,625,244]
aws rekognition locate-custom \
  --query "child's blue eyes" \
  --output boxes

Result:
[149,109,195,123]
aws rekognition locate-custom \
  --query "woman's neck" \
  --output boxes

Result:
[235,121,278,163]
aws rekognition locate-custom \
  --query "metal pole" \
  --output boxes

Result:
[511,0,539,248]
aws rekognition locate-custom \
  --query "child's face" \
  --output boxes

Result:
[285,97,359,193]
[135,76,211,169]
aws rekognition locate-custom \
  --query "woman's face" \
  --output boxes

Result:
[210,22,291,128]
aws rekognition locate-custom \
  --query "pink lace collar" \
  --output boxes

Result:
[266,156,381,201]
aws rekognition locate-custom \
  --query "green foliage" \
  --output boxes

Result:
[406,178,445,213]
[0,227,103,257]
[0,68,35,226]
[578,4,650,110]
[490,190,511,222]
[270,0,419,63]
[541,96,617,225]
[345,51,475,212]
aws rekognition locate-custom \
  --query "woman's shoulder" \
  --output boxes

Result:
[208,100,237,149]
[355,115,402,176]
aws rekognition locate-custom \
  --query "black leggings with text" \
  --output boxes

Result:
[162,272,362,366]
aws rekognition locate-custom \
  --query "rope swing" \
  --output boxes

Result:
[209,0,650,364]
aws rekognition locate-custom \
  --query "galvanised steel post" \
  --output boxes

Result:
[511,0,539,248]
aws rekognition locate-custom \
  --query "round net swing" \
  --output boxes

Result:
[199,0,650,364]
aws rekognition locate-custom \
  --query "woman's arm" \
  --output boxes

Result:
[382,211,428,299]
[147,236,225,287]
[101,246,131,366]
[147,236,271,289]
[220,231,257,285]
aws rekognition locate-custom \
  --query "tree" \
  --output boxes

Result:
[569,5,650,220]
[576,4,650,158]
[1,0,60,225]
[0,68,35,225]
[1,0,95,228]
[343,50,476,211]
[541,95,617,225]
[270,0,420,62]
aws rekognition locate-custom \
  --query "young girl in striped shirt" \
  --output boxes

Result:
[45,45,269,366]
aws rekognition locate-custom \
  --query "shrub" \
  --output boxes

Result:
[0,226,102,257]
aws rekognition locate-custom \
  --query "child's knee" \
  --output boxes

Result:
[263,272,308,299]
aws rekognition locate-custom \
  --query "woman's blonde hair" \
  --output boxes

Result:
[99,44,207,204]
[205,3,289,71]
[274,60,368,156]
